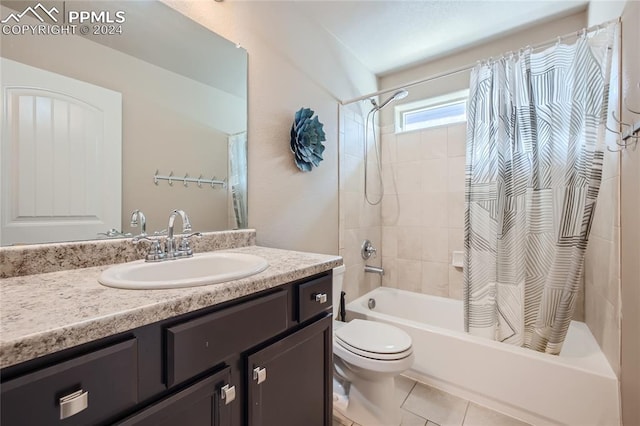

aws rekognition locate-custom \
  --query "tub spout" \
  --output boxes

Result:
[364,265,384,276]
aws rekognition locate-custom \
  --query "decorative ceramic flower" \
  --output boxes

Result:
[290,107,326,172]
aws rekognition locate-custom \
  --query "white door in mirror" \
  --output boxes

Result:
[98,252,268,289]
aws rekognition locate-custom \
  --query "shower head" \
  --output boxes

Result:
[370,89,408,111]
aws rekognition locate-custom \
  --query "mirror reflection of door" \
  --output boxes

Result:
[1,58,122,245]
[0,1,248,246]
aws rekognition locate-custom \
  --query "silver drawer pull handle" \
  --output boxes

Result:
[253,367,267,384]
[59,389,89,420]
[315,293,328,304]
[220,384,236,405]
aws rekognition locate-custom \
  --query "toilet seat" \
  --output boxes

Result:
[334,319,413,361]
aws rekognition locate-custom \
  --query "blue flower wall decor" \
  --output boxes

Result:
[290,107,326,172]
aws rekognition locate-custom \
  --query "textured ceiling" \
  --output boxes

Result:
[294,0,589,76]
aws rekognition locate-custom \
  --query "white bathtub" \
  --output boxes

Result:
[347,287,620,426]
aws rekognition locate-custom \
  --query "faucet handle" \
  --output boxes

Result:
[178,232,202,255]
[182,232,203,239]
[132,235,157,244]
[361,239,377,260]
[131,235,166,262]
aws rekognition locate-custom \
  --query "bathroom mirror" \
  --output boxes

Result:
[0,0,248,246]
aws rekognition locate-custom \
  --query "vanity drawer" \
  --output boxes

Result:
[297,273,332,323]
[166,290,288,387]
[1,339,138,426]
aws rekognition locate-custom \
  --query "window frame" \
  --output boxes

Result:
[394,89,469,134]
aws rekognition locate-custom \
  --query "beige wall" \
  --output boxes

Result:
[164,1,376,256]
[620,1,640,424]
[378,11,587,128]
[379,123,466,298]
[338,105,382,303]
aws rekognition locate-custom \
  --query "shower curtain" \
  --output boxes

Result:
[464,24,615,354]
[228,132,248,229]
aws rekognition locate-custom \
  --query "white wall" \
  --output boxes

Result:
[588,0,627,25]
[163,1,377,255]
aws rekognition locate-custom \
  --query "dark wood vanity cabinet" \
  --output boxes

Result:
[116,367,233,426]
[247,314,332,426]
[0,271,333,426]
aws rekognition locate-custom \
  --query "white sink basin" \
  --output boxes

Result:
[98,252,269,289]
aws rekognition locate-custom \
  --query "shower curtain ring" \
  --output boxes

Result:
[168,171,174,186]
[197,175,203,188]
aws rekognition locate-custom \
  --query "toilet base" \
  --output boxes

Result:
[332,374,401,426]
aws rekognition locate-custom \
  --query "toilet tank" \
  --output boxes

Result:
[332,265,345,318]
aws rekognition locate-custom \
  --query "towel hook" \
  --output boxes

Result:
[612,110,630,126]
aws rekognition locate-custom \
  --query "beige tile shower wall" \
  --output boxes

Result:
[584,22,622,376]
[339,105,382,304]
[380,122,466,299]
[584,149,620,376]
[619,2,640,423]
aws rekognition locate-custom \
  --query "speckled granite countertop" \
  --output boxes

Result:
[0,245,342,369]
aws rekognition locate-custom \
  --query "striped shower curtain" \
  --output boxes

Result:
[464,25,615,354]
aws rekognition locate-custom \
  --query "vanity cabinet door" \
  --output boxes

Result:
[116,366,234,426]
[247,314,332,426]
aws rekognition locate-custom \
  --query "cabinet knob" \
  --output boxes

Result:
[220,384,236,405]
[315,293,328,304]
[59,389,89,420]
[253,366,267,384]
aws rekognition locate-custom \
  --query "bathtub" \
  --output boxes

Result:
[347,287,620,426]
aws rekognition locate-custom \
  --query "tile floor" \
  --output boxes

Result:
[333,376,531,426]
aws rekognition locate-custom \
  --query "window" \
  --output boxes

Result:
[395,89,468,133]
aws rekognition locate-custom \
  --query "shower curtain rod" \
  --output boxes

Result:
[340,17,621,106]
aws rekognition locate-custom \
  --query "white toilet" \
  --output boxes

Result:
[332,265,414,426]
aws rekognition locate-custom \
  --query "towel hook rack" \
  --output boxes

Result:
[153,170,226,189]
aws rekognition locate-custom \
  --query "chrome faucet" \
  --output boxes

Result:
[361,240,377,260]
[132,209,201,262]
[364,265,384,276]
[130,209,147,236]
[166,209,201,259]
[166,209,191,258]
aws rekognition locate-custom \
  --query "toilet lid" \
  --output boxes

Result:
[335,319,412,355]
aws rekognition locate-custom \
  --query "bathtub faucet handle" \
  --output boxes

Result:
[361,240,377,260]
